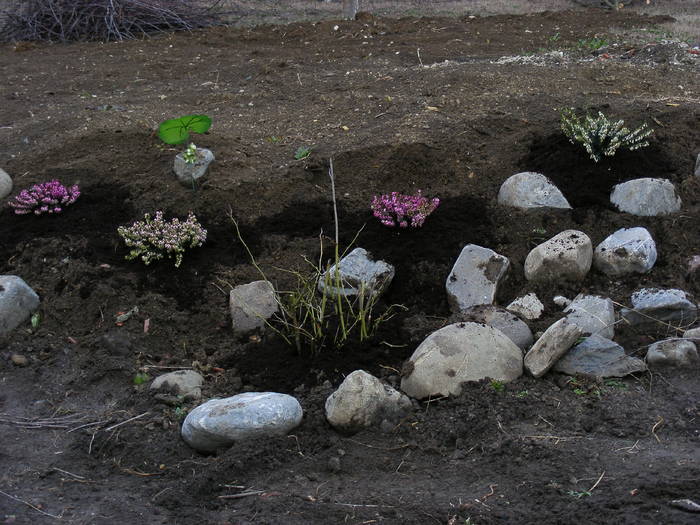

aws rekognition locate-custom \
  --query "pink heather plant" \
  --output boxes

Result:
[371,191,440,228]
[117,211,207,268]
[9,179,80,215]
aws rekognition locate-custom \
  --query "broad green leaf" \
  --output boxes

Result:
[181,115,212,134]
[158,115,212,145]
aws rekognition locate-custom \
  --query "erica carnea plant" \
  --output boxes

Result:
[9,179,80,215]
[371,191,440,228]
[117,211,207,267]
[560,108,653,163]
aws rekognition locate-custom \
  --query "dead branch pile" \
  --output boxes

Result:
[1,0,229,42]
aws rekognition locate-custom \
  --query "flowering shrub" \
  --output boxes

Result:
[561,108,653,163]
[9,179,80,215]
[371,191,440,228]
[117,211,207,267]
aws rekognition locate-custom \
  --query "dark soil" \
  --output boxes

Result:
[1,6,699,525]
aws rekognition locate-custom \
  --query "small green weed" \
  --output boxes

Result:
[549,32,561,43]
[294,146,312,160]
[173,406,189,420]
[515,390,529,398]
[490,379,505,393]
[567,489,592,499]
[604,378,627,390]
[266,136,283,143]
[133,372,151,386]
[576,37,608,51]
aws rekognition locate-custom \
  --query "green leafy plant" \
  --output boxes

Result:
[158,115,212,145]
[515,390,529,398]
[567,489,592,499]
[133,372,150,385]
[576,37,608,51]
[560,108,653,163]
[490,379,505,393]
[182,143,198,164]
[294,146,312,160]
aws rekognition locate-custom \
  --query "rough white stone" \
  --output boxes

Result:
[507,293,544,320]
[553,335,647,377]
[524,230,592,283]
[151,370,204,401]
[524,318,583,378]
[173,147,215,187]
[229,280,279,335]
[455,305,534,351]
[594,227,657,276]
[0,168,12,200]
[647,339,699,368]
[182,392,303,452]
[553,295,571,308]
[318,247,394,298]
[620,288,698,327]
[446,244,510,312]
[400,322,523,399]
[325,370,412,434]
[0,276,40,336]
[497,172,571,209]
[610,178,681,216]
[564,294,616,339]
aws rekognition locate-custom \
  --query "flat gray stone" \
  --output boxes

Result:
[0,168,12,200]
[684,327,700,343]
[524,230,592,283]
[446,244,509,312]
[401,322,523,399]
[318,247,394,299]
[507,293,544,320]
[0,275,40,336]
[647,339,699,368]
[229,280,279,335]
[173,147,214,187]
[325,370,412,434]
[497,172,571,209]
[610,178,681,216]
[182,392,303,452]
[451,305,534,351]
[524,318,583,378]
[553,335,647,377]
[594,227,657,276]
[151,370,204,401]
[564,294,616,339]
[620,288,698,328]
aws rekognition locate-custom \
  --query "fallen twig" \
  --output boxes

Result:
[219,490,266,499]
[0,489,63,519]
[588,471,605,493]
[104,411,150,432]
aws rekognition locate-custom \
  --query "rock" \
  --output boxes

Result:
[610,178,681,216]
[524,230,593,283]
[553,295,571,308]
[594,227,657,276]
[524,318,583,378]
[646,339,699,368]
[553,335,647,377]
[324,370,412,434]
[507,293,544,320]
[452,305,533,351]
[446,244,510,312]
[670,499,700,513]
[564,294,616,339]
[400,322,523,399]
[150,370,204,401]
[684,327,700,343]
[0,168,12,200]
[687,256,700,281]
[318,247,394,299]
[229,280,279,335]
[620,288,698,328]
[10,354,28,367]
[695,152,700,177]
[181,392,303,453]
[0,276,40,336]
[173,147,215,187]
[497,172,571,209]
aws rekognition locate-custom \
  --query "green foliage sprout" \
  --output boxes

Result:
[560,108,653,163]
[158,115,212,145]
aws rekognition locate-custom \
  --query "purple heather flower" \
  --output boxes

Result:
[371,191,440,228]
[9,179,80,215]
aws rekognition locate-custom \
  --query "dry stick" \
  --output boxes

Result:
[0,489,62,520]
[651,416,664,443]
[611,299,691,334]
[588,471,606,493]
[218,490,266,500]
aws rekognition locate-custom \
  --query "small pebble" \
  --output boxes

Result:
[10,354,28,366]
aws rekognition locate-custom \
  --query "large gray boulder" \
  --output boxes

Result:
[610,178,681,216]
[318,247,394,299]
[325,370,412,434]
[524,318,582,378]
[620,288,697,328]
[453,305,534,351]
[524,230,593,283]
[564,294,616,339]
[0,276,40,336]
[401,322,523,399]
[0,168,12,200]
[594,227,657,276]
[553,335,647,378]
[182,392,303,453]
[229,280,279,335]
[497,172,571,209]
[646,339,699,368]
[446,244,509,312]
